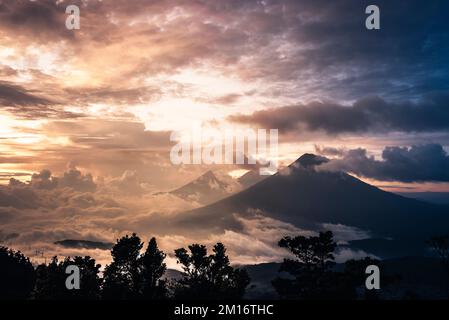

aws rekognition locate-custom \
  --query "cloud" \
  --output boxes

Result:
[42,119,172,151]
[3,0,447,102]
[108,170,146,195]
[59,168,97,192]
[64,86,162,106]
[0,81,82,119]
[314,145,346,157]
[334,247,378,263]
[0,229,19,241]
[30,168,96,192]
[0,0,73,41]
[32,119,185,189]
[229,94,449,135]
[0,184,39,209]
[319,144,449,182]
[54,239,113,250]
[0,82,50,106]
[30,169,58,189]
[1,0,449,268]
[321,223,370,244]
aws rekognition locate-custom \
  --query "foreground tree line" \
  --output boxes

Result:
[1,231,448,300]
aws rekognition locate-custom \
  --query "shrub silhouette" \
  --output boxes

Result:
[173,242,250,299]
[0,246,35,299]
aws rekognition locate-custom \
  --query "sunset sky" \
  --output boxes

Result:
[0,0,447,189]
[1,0,449,266]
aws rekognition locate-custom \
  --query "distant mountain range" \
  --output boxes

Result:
[163,154,449,257]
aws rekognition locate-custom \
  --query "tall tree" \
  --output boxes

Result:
[140,237,167,299]
[173,242,250,299]
[102,233,143,299]
[0,246,35,299]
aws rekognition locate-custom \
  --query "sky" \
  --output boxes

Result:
[1,0,449,266]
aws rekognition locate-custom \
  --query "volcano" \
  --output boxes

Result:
[170,154,449,251]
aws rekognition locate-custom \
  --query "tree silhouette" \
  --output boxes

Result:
[273,231,356,299]
[272,231,402,299]
[33,256,101,299]
[140,237,167,299]
[0,246,35,299]
[173,243,250,299]
[102,234,167,299]
[102,233,143,299]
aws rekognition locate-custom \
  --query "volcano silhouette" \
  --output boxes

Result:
[171,154,449,245]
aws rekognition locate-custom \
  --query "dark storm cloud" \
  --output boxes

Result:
[319,144,449,183]
[229,93,449,134]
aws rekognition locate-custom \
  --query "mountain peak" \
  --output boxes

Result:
[168,170,231,204]
[292,153,329,169]
[198,170,216,180]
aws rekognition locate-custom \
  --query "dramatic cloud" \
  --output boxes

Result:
[319,144,449,182]
[229,94,449,135]
[1,0,449,268]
